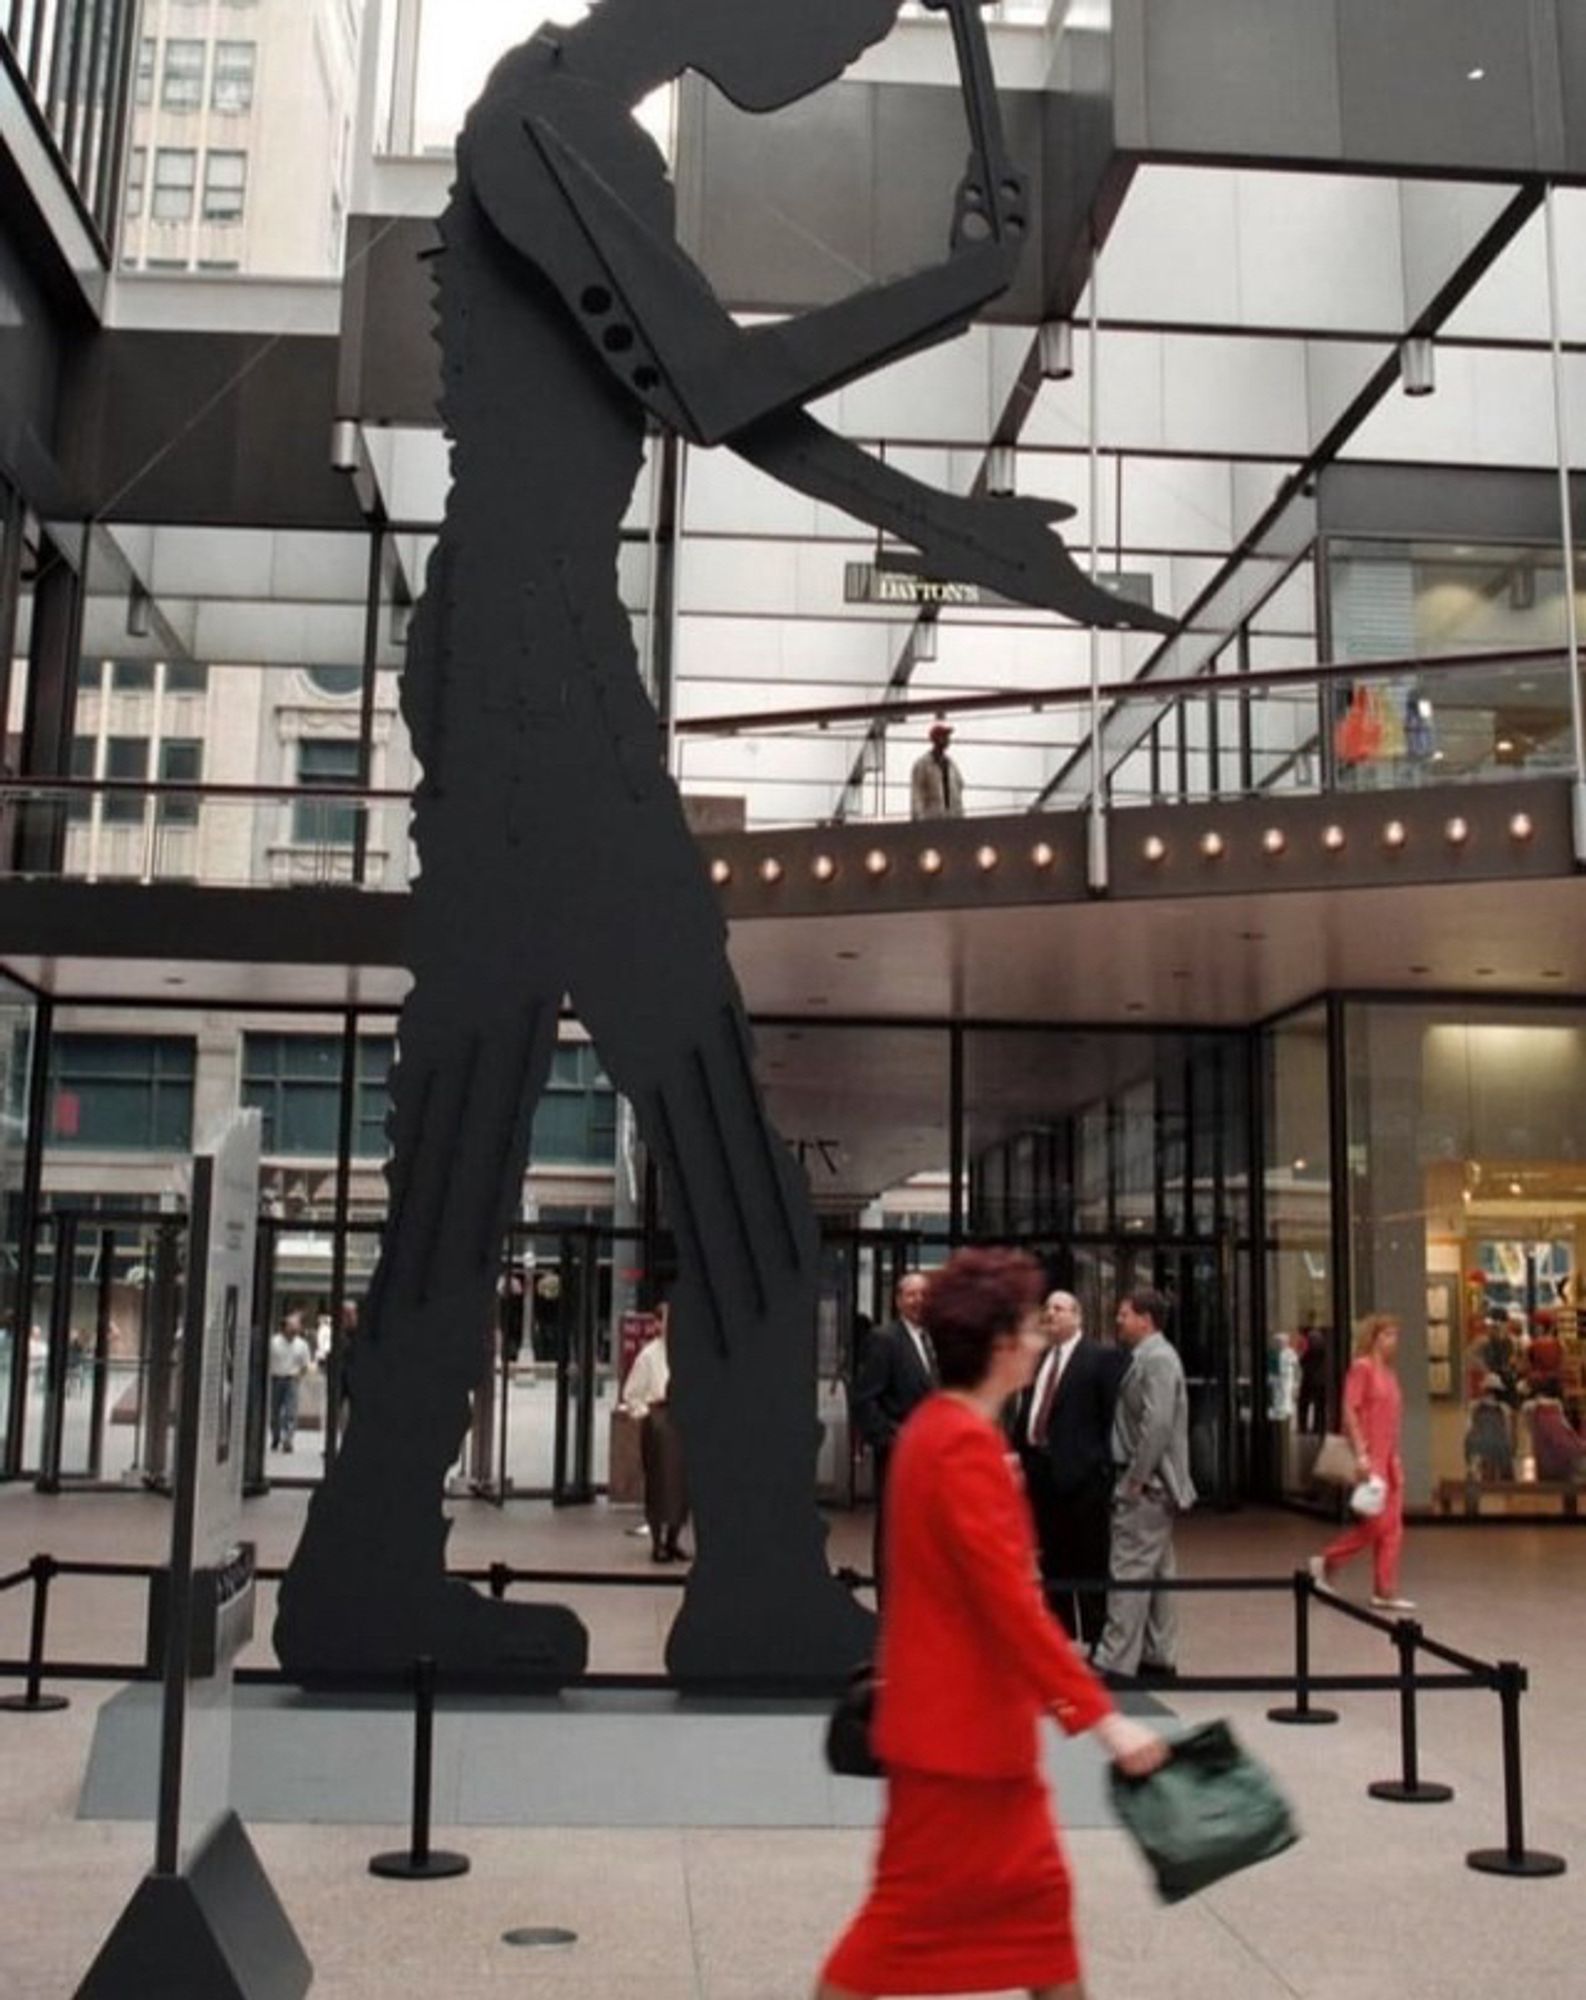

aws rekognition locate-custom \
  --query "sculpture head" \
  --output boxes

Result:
[579,0,903,111]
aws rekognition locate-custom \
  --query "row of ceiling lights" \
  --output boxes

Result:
[710,811,1537,887]
[1144,811,1535,863]
[710,841,1058,887]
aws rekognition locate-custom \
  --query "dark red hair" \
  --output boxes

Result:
[923,1248,1043,1389]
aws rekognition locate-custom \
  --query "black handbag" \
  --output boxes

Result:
[1109,1719,1299,1904]
[825,1664,884,1778]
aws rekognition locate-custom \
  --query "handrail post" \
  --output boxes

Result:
[1368,1618,1452,1804]
[1467,1662,1567,1878]
[369,1656,470,1881]
[1267,1567,1338,1726]
[0,1555,71,1713]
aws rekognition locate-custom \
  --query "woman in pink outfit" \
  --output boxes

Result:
[1312,1314,1413,1612]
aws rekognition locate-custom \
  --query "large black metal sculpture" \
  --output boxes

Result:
[275,0,1172,1687]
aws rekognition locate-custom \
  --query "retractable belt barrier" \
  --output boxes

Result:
[0,1552,1568,1879]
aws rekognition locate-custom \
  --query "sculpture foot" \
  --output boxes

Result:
[274,1569,589,1691]
[665,1563,875,1689]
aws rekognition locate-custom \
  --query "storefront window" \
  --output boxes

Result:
[1345,1003,1586,1512]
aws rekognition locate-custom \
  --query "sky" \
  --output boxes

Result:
[414,3,681,154]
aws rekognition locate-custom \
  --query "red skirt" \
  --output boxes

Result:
[822,1766,1080,1996]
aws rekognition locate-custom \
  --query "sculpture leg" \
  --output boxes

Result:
[569,814,875,1684]
[274,912,589,1685]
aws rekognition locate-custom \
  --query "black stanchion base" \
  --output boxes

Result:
[0,1693,70,1713]
[1466,1847,1567,1879]
[1369,1779,1454,1804]
[368,1849,471,1881]
[503,1927,578,1949]
[1266,1705,1339,1726]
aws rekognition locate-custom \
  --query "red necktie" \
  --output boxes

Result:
[1030,1350,1062,1445]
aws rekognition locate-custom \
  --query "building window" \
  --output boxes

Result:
[162,39,207,112]
[157,739,203,825]
[103,736,149,823]
[294,739,360,844]
[48,1037,196,1151]
[532,1045,617,1165]
[67,738,96,825]
[305,664,362,698]
[203,150,247,223]
[166,662,210,695]
[125,148,147,221]
[111,660,155,692]
[135,38,155,106]
[242,1035,394,1157]
[212,40,256,112]
[152,150,197,223]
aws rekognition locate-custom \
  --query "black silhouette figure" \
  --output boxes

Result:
[275,0,1171,1688]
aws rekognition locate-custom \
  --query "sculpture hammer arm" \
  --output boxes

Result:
[474,103,1020,449]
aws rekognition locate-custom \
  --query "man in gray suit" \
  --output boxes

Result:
[1092,1287,1196,1682]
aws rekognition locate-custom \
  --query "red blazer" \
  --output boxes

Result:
[872,1393,1113,1780]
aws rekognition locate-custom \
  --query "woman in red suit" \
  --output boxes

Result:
[818,1249,1166,2000]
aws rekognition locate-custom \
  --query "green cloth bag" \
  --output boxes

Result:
[1108,1719,1299,1904]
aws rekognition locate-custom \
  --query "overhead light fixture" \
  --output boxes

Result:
[1031,841,1056,869]
[1261,828,1287,856]
[126,584,152,639]
[1199,831,1225,859]
[1383,820,1408,850]
[986,444,1016,497]
[812,854,837,882]
[330,418,362,471]
[975,844,999,872]
[1143,835,1167,863]
[1467,65,1487,81]
[1038,319,1076,382]
[1496,737,1516,756]
[1445,816,1471,846]
[1322,824,1346,852]
[709,858,732,885]
[1509,565,1536,612]
[759,857,784,884]
[1508,1179,1524,1197]
[1509,812,1535,842]
[1402,335,1436,398]
[864,848,889,877]
[1293,1158,1308,1174]
[912,623,938,665]
[918,847,944,876]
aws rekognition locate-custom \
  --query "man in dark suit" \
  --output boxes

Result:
[851,1270,936,1597]
[1012,1289,1126,1649]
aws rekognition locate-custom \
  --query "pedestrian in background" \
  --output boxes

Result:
[1011,1289,1126,1649]
[817,1248,1165,2000]
[268,1311,312,1453]
[622,1303,689,1563]
[851,1271,938,1597]
[1311,1312,1413,1612]
[1091,1288,1195,1683]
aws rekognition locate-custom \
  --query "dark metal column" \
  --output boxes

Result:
[1324,994,1353,1418]
[4,995,52,1480]
[948,1023,965,1245]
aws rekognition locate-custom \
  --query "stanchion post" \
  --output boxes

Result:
[369,1656,470,1881]
[1368,1618,1452,1804]
[1467,1661,1566,1878]
[488,1562,510,1602]
[1267,1568,1338,1726]
[0,1556,71,1714]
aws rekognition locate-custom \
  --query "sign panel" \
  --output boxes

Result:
[843,560,1159,614]
[155,1111,262,1877]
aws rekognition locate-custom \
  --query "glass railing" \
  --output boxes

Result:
[673,645,1584,828]
[0,647,1577,883]
[0,783,413,889]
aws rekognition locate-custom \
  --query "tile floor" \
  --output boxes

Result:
[3,1488,1583,1998]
